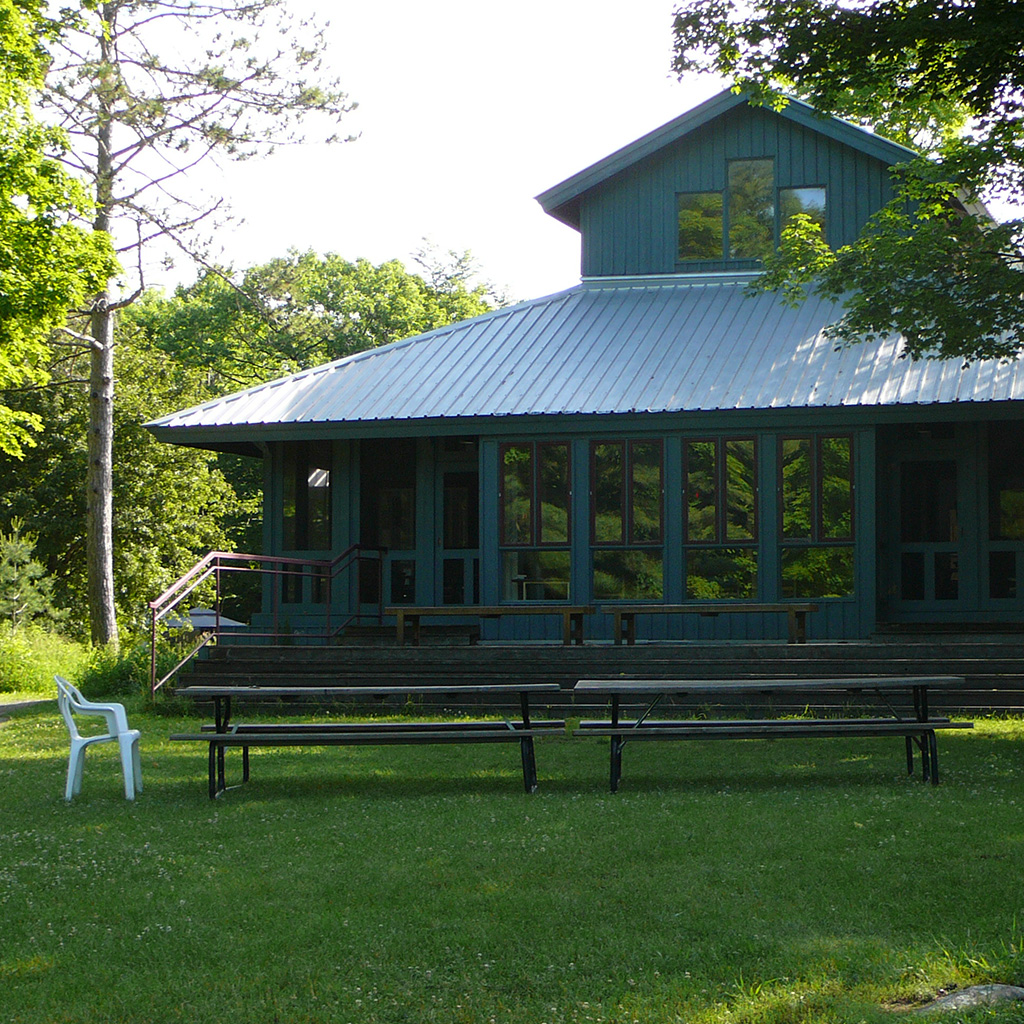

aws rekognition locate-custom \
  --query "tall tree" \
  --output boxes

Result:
[0,249,492,636]
[0,0,115,458]
[671,0,1024,363]
[38,0,353,646]
[0,319,244,637]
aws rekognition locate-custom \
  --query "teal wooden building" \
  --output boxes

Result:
[147,90,1024,642]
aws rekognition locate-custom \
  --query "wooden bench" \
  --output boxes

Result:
[171,683,565,798]
[601,602,819,644]
[386,605,595,646]
[572,677,973,790]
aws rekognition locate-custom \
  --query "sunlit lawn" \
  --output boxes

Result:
[1,701,1022,1023]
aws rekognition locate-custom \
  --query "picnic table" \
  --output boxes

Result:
[172,683,564,798]
[572,676,973,791]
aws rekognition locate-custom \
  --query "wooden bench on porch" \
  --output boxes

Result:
[602,602,819,645]
[386,605,595,646]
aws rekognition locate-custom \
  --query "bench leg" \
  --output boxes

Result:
[787,609,808,643]
[520,736,539,793]
[609,736,623,793]
[927,731,939,784]
[208,742,220,800]
[207,742,250,799]
[905,735,914,776]
[916,732,932,782]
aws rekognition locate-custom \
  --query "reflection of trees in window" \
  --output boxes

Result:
[780,435,854,598]
[677,192,724,260]
[728,159,774,261]
[685,438,757,598]
[593,549,663,600]
[592,441,663,544]
[686,439,756,543]
[591,441,663,599]
[779,187,826,239]
[676,164,827,266]
[500,442,571,600]
[283,441,332,550]
[687,548,758,599]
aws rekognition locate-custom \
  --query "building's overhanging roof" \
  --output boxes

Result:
[146,274,1024,449]
[536,90,920,230]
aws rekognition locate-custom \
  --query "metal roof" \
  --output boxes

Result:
[147,274,1024,444]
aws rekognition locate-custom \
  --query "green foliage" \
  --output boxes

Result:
[0,518,59,628]
[0,323,243,637]
[77,634,155,699]
[0,622,87,695]
[0,0,117,457]
[0,247,492,639]
[126,250,495,394]
[671,0,1024,361]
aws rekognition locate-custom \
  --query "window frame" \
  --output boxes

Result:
[589,439,664,547]
[683,436,759,546]
[675,159,829,267]
[499,441,572,549]
[778,434,855,545]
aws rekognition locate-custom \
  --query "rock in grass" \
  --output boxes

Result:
[915,984,1024,1013]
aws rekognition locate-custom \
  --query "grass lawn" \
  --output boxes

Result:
[1,699,1022,1023]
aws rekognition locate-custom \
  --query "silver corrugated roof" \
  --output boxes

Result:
[147,275,1024,440]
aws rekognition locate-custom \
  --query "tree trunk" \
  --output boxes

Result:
[87,294,118,648]
[87,3,118,648]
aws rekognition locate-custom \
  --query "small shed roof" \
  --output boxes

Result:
[147,275,1024,450]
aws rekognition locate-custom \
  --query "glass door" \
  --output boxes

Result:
[897,459,962,605]
[437,469,480,605]
[359,439,418,607]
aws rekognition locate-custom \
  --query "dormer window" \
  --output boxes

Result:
[677,158,826,266]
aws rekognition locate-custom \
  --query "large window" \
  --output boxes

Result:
[677,158,826,265]
[728,159,775,261]
[591,440,664,599]
[780,435,854,598]
[500,442,571,600]
[684,438,758,598]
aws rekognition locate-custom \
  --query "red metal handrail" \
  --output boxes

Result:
[149,545,384,695]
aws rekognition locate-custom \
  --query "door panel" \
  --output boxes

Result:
[898,459,961,604]
[437,470,480,605]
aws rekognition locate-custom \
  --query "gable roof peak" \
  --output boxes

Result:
[536,87,919,229]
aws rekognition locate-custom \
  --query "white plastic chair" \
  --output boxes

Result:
[55,675,142,801]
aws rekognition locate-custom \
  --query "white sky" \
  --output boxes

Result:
[186,0,724,303]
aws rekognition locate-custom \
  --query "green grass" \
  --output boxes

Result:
[1,702,1022,1023]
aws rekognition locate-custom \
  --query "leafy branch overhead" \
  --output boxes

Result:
[671,0,1024,362]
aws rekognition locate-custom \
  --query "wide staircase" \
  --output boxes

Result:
[174,633,1024,715]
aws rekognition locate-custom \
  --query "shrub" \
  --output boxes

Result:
[0,624,89,696]
[78,637,155,699]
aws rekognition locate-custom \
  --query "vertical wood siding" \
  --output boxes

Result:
[580,106,899,278]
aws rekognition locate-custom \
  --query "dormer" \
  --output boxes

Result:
[536,89,918,279]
